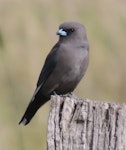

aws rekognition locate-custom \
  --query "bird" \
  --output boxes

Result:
[19,21,89,125]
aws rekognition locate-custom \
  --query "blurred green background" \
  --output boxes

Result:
[0,0,126,149]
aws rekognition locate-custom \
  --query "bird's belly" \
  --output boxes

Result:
[55,66,83,94]
[41,65,82,95]
[42,50,89,95]
[55,80,78,94]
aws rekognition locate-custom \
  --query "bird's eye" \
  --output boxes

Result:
[71,28,74,32]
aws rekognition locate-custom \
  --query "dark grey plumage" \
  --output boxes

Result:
[19,22,89,125]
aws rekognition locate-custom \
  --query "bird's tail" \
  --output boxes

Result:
[19,93,49,126]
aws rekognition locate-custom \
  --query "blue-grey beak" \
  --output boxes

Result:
[57,29,67,36]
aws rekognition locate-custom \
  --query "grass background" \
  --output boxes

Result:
[0,0,126,149]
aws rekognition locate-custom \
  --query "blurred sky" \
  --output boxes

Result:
[0,0,126,150]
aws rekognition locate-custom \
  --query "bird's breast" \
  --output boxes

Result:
[55,45,89,81]
[42,44,89,95]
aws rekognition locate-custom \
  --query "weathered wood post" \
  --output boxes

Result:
[47,95,126,150]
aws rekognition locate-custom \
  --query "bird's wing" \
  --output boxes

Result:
[32,43,60,98]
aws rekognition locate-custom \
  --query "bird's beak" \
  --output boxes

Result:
[57,29,67,36]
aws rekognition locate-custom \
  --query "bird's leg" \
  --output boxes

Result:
[62,92,78,99]
[53,91,78,99]
[53,91,58,96]
[69,92,78,99]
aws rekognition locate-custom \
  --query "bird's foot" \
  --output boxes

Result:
[69,92,78,99]
[53,91,58,96]
[62,92,78,99]
[53,91,78,99]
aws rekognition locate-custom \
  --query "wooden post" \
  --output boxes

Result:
[47,95,126,150]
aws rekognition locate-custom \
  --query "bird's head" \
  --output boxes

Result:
[56,22,88,44]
